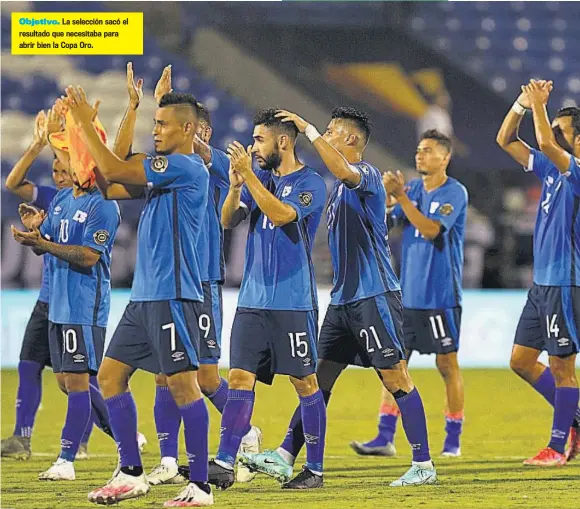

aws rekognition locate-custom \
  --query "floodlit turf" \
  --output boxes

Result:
[1,368,578,509]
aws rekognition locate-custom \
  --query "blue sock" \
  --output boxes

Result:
[280,390,331,458]
[443,414,464,451]
[300,390,326,474]
[154,386,181,459]
[548,387,580,454]
[14,360,43,438]
[216,389,254,467]
[88,376,113,439]
[80,376,100,444]
[533,368,556,406]
[59,391,91,462]
[105,392,141,467]
[395,388,431,463]
[207,378,229,414]
[179,399,209,482]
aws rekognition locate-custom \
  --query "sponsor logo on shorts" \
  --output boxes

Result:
[207,339,217,349]
[73,353,85,363]
[172,351,185,362]
[302,357,312,367]
[557,337,570,347]
[382,348,395,357]
[441,337,453,347]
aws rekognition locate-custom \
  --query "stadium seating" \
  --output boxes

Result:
[409,2,580,108]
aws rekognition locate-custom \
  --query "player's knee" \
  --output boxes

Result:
[315,359,345,392]
[549,356,578,386]
[166,372,201,406]
[289,374,319,397]
[97,365,127,398]
[198,365,221,395]
[227,369,255,390]
[155,373,168,387]
[55,374,67,394]
[510,353,532,378]
[63,372,89,393]
[436,354,460,380]
[380,364,413,394]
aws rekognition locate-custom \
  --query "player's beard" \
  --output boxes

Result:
[553,126,574,154]
[260,145,282,172]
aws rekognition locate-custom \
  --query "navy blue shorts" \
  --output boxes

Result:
[514,285,580,357]
[20,300,51,367]
[230,308,318,385]
[317,292,405,369]
[199,282,223,365]
[404,307,462,355]
[106,300,202,375]
[48,322,105,375]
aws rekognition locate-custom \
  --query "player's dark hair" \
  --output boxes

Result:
[253,108,298,140]
[420,129,453,153]
[555,107,580,138]
[159,92,199,118]
[331,107,371,142]
[196,101,212,128]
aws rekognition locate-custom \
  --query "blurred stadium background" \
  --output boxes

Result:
[2,1,580,368]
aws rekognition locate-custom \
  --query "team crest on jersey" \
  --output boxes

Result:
[299,192,313,207]
[439,203,454,216]
[93,230,110,245]
[359,164,369,174]
[54,206,62,215]
[282,185,293,198]
[151,156,168,173]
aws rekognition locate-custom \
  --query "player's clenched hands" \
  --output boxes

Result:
[383,171,406,199]
[127,62,144,110]
[227,141,253,179]
[12,224,42,247]
[64,86,101,126]
[275,110,309,133]
[154,65,173,104]
[18,203,46,230]
[517,80,552,109]
[523,79,552,108]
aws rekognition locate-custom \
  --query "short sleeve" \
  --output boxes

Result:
[345,163,382,196]
[564,156,580,197]
[143,153,206,189]
[82,201,120,253]
[524,149,552,180]
[432,184,468,232]
[208,147,230,189]
[282,173,327,222]
[30,185,58,211]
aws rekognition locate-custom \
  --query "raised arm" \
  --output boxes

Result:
[221,168,247,229]
[65,86,148,186]
[525,80,573,174]
[113,62,143,160]
[5,111,47,202]
[276,110,360,186]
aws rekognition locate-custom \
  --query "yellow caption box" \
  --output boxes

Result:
[11,12,143,55]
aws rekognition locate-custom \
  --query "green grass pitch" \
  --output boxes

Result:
[1,368,578,509]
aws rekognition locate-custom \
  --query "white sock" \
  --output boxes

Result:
[276,447,295,466]
[161,456,178,468]
[412,460,434,469]
[214,459,234,471]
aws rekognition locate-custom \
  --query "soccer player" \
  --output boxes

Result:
[240,107,437,487]
[496,79,580,465]
[206,109,327,491]
[1,110,78,460]
[147,68,261,486]
[350,129,468,458]
[64,84,213,507]
[11,110,120,481]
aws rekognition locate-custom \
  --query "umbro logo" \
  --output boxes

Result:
[172,351,185,362]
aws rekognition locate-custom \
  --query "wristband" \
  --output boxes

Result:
[511,101,527,116]
[304,124,321,143]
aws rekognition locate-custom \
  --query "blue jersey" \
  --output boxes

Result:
[326,162,400,306]
[30,185,58,303]
[391,177,468,309]
[39,188,120,326]
[131,153,209,302]
[237,166,326,311]
[198,147,230,283]
[526,149,580,286]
